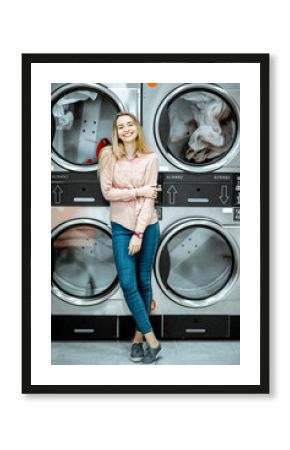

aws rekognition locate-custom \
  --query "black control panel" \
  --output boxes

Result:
[51,171,240,222]
[159,172,237,207]
[51,172,109,206]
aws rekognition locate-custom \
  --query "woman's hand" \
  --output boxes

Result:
[136,185,161,199]
[128,235,143,256]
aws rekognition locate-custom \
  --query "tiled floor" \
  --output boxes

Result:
[51,340,240,365]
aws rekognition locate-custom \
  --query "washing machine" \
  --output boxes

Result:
[152,171,240,339]
[51,169,163,340]
[142,83,240,173]
[51,83,141,173]
[51,172,134,340]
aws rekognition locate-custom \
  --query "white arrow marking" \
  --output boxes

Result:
[166,185,178,204]
[219,185,230,204]
[52,185,63,204]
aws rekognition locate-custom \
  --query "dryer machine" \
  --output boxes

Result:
[142,83,240,174]
[152,172,240,339]
[51,171,133,340]
[51,83,141,173]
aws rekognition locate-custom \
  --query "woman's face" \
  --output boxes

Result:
[116,115,138,143]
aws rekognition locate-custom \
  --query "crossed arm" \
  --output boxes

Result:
[100,162,138,201]
[99,154,159,234]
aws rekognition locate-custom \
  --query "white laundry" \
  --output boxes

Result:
[167,90,236,163]
[56,90,98,105]
[52,90,99,131]
[52,90,104,164]
[52,104,74,130]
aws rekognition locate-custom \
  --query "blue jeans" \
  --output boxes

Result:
[111,221,160,334]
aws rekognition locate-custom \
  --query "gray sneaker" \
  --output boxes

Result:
[130,343,144,362]
[143,344,162,364]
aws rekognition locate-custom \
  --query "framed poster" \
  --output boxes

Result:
[22,53,269,394]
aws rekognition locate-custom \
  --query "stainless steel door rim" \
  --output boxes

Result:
[154,83,240,173]
[51,83,125,172]
[51,218,119,305]
[155,217,240,307]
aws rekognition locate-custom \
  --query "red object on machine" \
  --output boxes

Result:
[96,138,112,161]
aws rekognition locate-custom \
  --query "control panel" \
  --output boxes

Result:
[51,171,240,223]
[159,172,236,207]
[51,172,109,206]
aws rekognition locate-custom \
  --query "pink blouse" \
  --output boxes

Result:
[99,151,159,233]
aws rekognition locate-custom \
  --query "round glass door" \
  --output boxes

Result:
[51,219,118,305]
[155,219,239,307]
[155,84,239,173]
[51,83,124,172]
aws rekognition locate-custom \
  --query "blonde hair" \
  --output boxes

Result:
[97,112,153,178]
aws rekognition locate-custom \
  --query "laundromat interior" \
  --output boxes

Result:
[51,83,240,365]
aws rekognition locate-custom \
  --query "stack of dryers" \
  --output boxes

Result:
[142,83,240,339]
[51,83,141,340]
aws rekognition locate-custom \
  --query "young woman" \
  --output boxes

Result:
[98,112,162,364]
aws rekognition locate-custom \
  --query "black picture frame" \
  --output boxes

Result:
[22,53,269,394]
